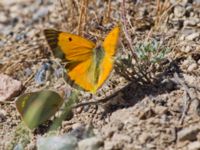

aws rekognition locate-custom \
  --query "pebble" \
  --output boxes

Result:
[139,108,156,120]
[24,68,32,77]
[154,105,168,115]
[187,63,198,72]
[112,133,132,143]
[179,35,185,41]
[0,110,7,123]
[72,122,84,130]
[182,59,191,68]
[186,33,200,41]
[0,12,8,23]
[37,134,77,150]
[188,141,200,150]
[181,0,192,6]
[70,123,87,139]
[139,132,151,144]
[0,74,23,102]
[78,137,103,150]
[198,59,200,65]
[174,5,186,18]
[32,6,49,21]
[183,74,196,85]
[193,0,200,5]
[184,18,200,26]
[178,125,200,141]
[181,45,192,53]
[104,141,116,150]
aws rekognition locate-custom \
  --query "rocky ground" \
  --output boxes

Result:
[0,0,200,150]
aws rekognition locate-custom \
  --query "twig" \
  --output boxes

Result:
[84,0,88,32]
[157,0,182,27]
[121,0,138,60]
[78,0,88,35]
[72,82,130,109]
[105,0,111,23]
[173,72,192,125]
[78,0,84,35]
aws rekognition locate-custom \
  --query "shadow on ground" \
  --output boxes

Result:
[101,57,184,114]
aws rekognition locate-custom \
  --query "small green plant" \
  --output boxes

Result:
[116,39,170,84]
[135,40,170,64]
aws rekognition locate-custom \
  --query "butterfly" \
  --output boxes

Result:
[44,26,120,93]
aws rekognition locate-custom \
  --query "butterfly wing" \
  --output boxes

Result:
[97,26,120,89]
[44,29,98,91]
[44,29,95,62]
[44,27,119,93]
[67,56,98,91]
[68,26,120,92]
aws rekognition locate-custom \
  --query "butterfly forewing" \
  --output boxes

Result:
[103,26,120,56]
[96,26,120,89]
[44,29,95,62]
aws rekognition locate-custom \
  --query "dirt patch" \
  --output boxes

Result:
[0,0,200,150]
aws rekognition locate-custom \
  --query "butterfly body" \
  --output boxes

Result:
[44,27,119,93]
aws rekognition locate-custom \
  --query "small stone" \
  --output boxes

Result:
[72,123,84,130]
[78,137,103,150]
[174,5,186,18]
[185,33,200,41]
[76,106,83,114]
[0,110,7,123]
[33,7,49,21]
[139,132,151,144]
[178,125,200,141]
[179,35,185,41]
[183,74,196,85]
[181,0,192,6]
[0,12,7,23]
[154,105,168,115]
[37,134,77,150]
[104,141,116,150]
[184,18,200,26]
[183,45,192,53]
[70,123,87,138]
[198,59,200,65]
[193,0,200,5]
[0,74,22,102]
[188,141,200,150]
[187,63,198,72]
[112,133,132,143]
[111,120,124,131]
[182,59,191,68]
[139,108,156,120]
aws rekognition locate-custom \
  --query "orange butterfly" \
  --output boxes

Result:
[44,26,120,93]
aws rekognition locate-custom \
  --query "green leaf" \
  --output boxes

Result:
[50,91,78,131]
[15,90,64,129]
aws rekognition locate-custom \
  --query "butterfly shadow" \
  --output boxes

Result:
[99,57,183,115]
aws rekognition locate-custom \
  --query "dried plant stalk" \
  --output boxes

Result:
[78,0,88,35]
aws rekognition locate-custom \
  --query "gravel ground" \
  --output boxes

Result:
[0,0,200,150]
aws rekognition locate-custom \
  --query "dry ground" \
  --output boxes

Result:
[0,0,200,150]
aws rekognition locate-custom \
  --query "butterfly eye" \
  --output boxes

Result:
[68,37,72,42]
